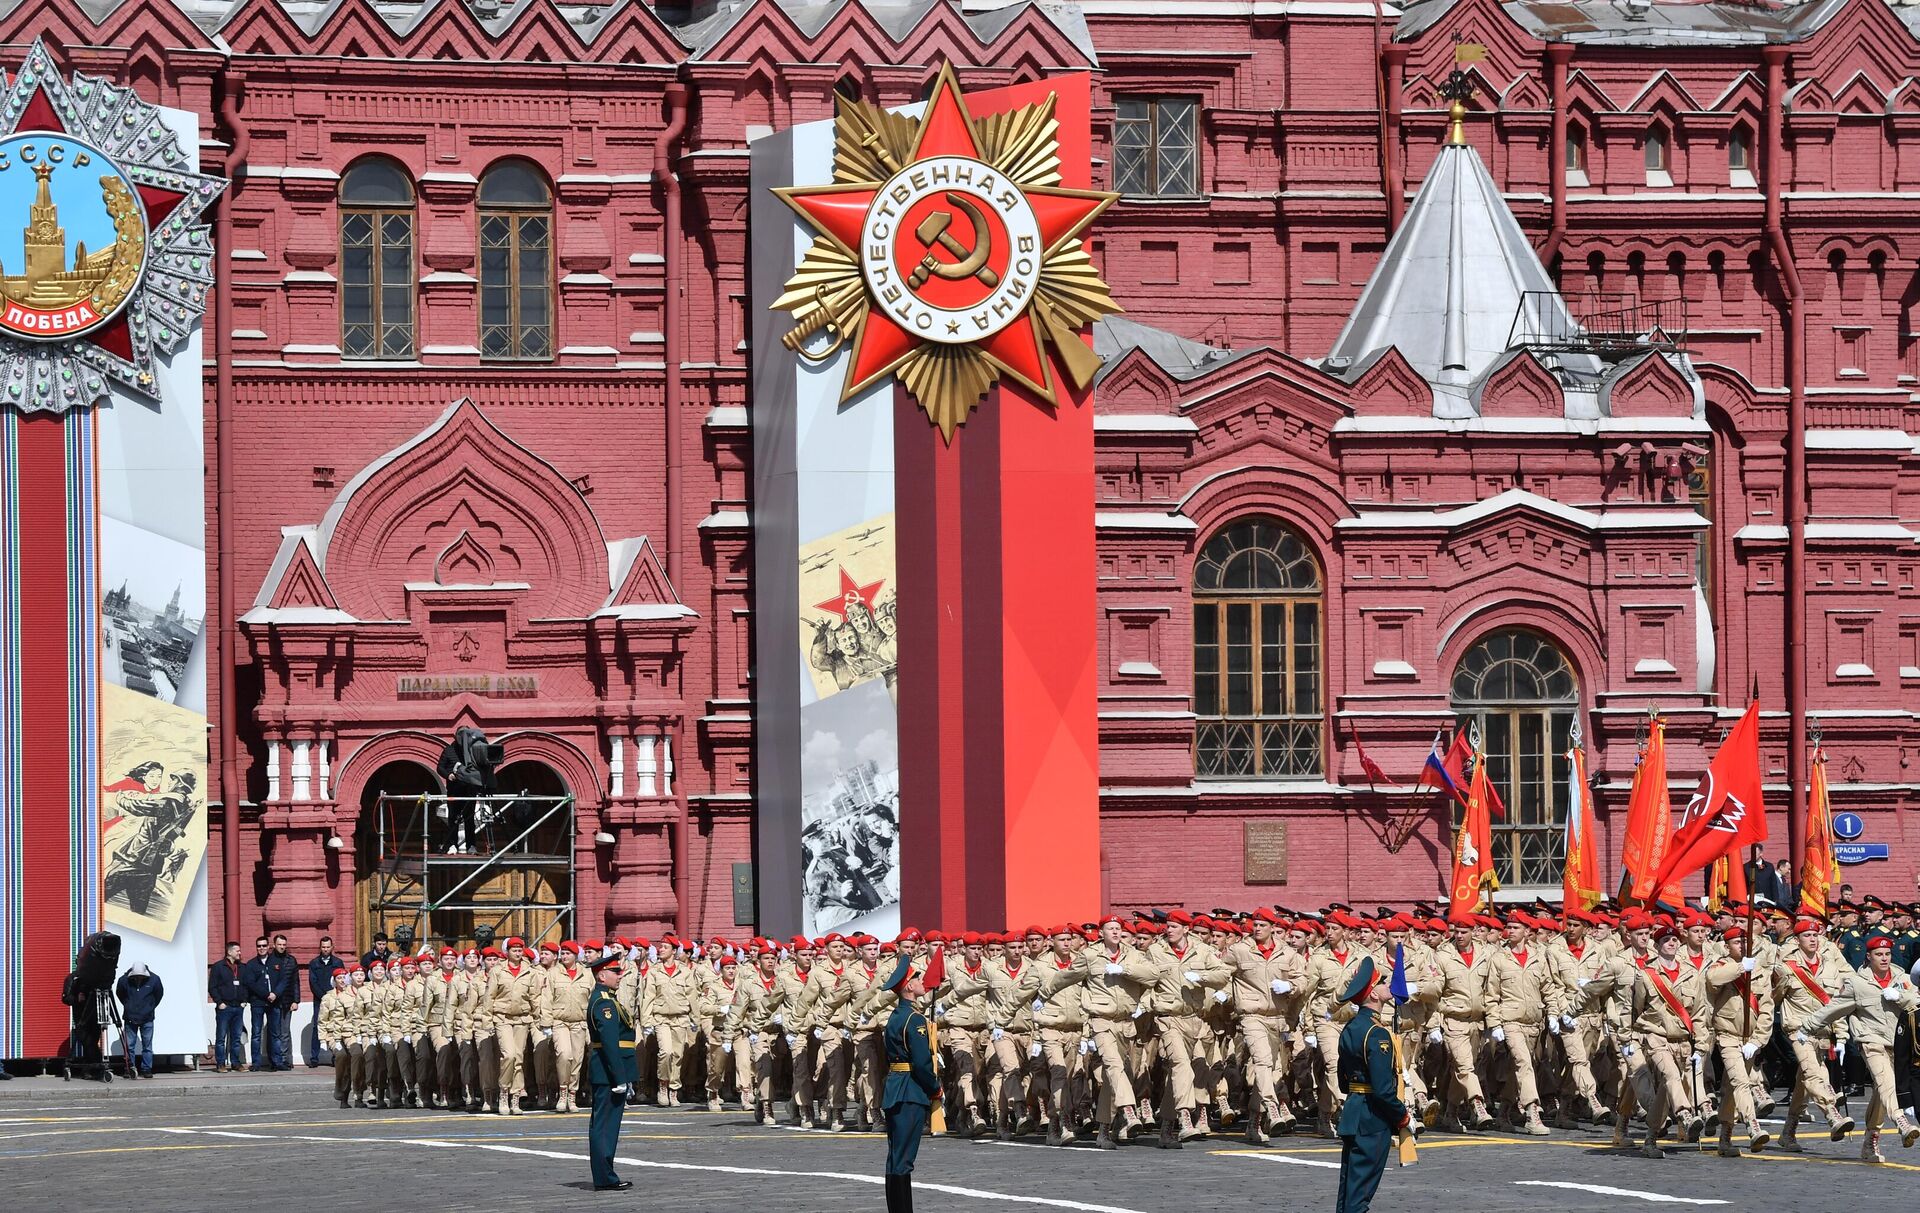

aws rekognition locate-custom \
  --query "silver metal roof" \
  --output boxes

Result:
[1325,140,1595,390]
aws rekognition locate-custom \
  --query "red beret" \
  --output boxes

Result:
[440,947,459,958]
[898,928,923,942]
[959,931,981,946]
[1167,909,1194,927]
[1297,918,1325,936]
[482,947,504,959]
[582,939,604,952]
[1022,925,1046,939]
[538,941,558,953]
[559,941,580,955]
[1866,934,1894,950]
[1097,914,1123,927]
[1792,917,1824,936]
[343,964,361,973]
[1722,924,1750,942]
[505,937,526,950]
[1653,924,1681,944]
[719,953,739,967]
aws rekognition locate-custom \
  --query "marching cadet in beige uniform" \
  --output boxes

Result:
[1704,925,1774,1155]
[530,943,559,1110]
[487,938,541,1115]
[425,948,464,1109]
[1485,917,1553,1135]
[392,954,429,1107]
[363,959,397,1107]
[645,940,700,1108]
[1380,916,1442,1127]
[545,942,594,1113]
[1225,910,1306,1142]
[318,968,356,1108]
[342,966,373,1104]
[701,953,748,1111]
[462,948,502,1114]
[1034,926,1091,1146]
[1772,918,1854,1149]
[1078,915,1158,1146]
[846,938,892,1132]
[782,940,830,1127]
[985,930,1044,1139]
[810,939,860,1130]
[937,933,995,1137]
[1545,911,1617,1124]
[1625,924,1712,1157]
[1145,910,1233,1141]
[1803,933,1920,1162]
[1302,917,1367,1134]
[726,946,787,1123]
[1433,918,1497,1130]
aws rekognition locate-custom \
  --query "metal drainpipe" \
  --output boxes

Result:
[1539,42,1573,267]
[653,83,692,936]
[1763,46,1808,862]
[215,71,249,943]
[1382,45,1407,232]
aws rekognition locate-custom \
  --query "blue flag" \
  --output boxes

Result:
[1388,942,1409,1003]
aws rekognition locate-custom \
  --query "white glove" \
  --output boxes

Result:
[747,1033,760,1047]
[1547,1019,1561,1036]
[540,1028,553,1039]
[1212,989,1231,1004]
[1428,1027,1443,1044]
[692,944,703,959]
[647,946,659,963]
[933,1003,945,1017]
[1741,1043,1758,1060]
[360,1035,372,1047]
[1562,1014,1577,1030]
[1077,1038,1093,1055]
[1404,982,1420,998]
[1883,987,1902,1004]
[990,1027,1005,1042]
[1130,1005,1145,1019]
[1837,1041,1847,1062]
[612,1084,629,1097]
[1792,1030,1809,1044]
[1575,977,1591,990]
[1740,957,1757,973]
[812,1028,823,1041]
[1620,1042,1637,1060]
[1690,1050,1704,1072]
[771,1013,784,1027]
[1104,962,1124,977]
[1183,971,1201,984]
[1401,1068,1416,1087]
[1305,1034,1318,1050]
[1270,979,1293,995]
[380,1034,392,1045]
[784,1034,799,1049]
[1032,999,1045,1013]
[858,1016,870,1028]
[643,1026,655,1038]
[1028,1041,1043,1059]
[722,1042,733,1054]
[1491,1026,1506,1044]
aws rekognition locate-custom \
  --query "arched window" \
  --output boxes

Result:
[1192,519,1323,779]
[1565,120,1588,185]
[478,161,553,360]
[1450,629,1578,887]
[340,158,416,359]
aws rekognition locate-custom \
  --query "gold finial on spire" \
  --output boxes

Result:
[1438,66,1476,149]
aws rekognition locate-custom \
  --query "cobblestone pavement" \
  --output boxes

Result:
[2,1072,1914,1212]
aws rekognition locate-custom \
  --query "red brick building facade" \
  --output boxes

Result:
[13,0,1920,956]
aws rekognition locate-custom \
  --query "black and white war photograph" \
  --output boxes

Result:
[101,516,206,708]
[799,677,902,936]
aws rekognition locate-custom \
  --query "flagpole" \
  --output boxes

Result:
[1742,840,1758,1039]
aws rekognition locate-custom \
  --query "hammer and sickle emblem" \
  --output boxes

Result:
[908,192,999,290]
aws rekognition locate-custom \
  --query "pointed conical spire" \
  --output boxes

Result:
[1327,72,1593,393]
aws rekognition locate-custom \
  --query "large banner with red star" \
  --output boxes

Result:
[751,69,1106,936]
[1,42,218,1061]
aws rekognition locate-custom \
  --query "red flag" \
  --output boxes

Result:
[1448,754,1499,918]
[1652,702,1767,891]
[1800,746,1839,918]
[1620,718,1673,905]
[920,945,946,991]
[1562,740,1602,911]
[1432,727,1505,820]
[1349,722,1389,787]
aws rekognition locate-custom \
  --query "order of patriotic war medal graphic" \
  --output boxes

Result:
[773,65,1122,440]
[0,39,224,413]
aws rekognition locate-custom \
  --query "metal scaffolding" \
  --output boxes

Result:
[365,792,576,947]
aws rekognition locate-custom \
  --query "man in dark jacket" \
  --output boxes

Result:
[361,931,394,970]
[209,941,248,1072]
[265,934,300,1071]
[306,936,346,1067]
[114,965,165,1078]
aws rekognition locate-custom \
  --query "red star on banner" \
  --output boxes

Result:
[813,567,887,620]
[779,70,1112,405]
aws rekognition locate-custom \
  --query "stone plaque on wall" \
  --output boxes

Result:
[1244,821,1289,885]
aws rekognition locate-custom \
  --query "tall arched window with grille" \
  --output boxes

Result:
[1192,519,1323,779]
[478,161,553,360]
[339,158,416,360]
[1450,629,1579,887]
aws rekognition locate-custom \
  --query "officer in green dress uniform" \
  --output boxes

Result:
[1335,956,1409,1213]
[586,953,638,1192]
[880,956,941,1213]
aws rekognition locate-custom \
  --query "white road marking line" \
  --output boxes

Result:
[0,1116,123,1125]
[1231,1152,1341,1170]
[1513,1180,1730,1205]
[159,1128,1152,1212]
